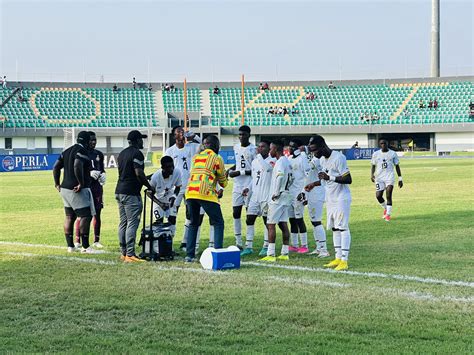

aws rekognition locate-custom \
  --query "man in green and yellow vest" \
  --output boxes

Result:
[184,135,228,262]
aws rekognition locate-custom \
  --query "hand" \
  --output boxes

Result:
[371,175,375,183]
[304,183,314,192]
[217,189,224,199]
[398,180,403,188]
[297,192,305,202]
[318,172,330,181]
[271,193,280,201]
[73,184,82,193]
[148,187,156,196]
[90,170,101,180]
[55,184,61,192]
[242,188,249,197]
[98,173,106,186]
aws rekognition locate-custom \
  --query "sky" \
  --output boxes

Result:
[0,0,472,83]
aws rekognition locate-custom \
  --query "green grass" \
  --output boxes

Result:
[1,158,473,353]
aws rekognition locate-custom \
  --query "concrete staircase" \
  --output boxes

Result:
[390,86,419,120]
[200,89,212,117]
[155,90,166,126]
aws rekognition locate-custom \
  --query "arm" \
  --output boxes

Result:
[52,158,63,191]
[216,156,228,188]
[371,165,376,182]
[304,180,321,192]
[135,168,155,193]
[395,164,403,188]
[318,171,352,184]
[73,158,85,192]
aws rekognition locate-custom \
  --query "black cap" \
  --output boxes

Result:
[77,131,90,145]
[127,130,148,141]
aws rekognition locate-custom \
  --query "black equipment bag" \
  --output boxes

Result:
[139,189,174,261]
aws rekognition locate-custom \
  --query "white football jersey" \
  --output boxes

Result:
[150,169,182,203]
[165,143,198,187]
[306,156,325,201]
[268,155,293,206]
[249,154,276,203]
[288,151,311,196]
[371,149,399,182]
[320,150,351,203]
[233,143,257,192]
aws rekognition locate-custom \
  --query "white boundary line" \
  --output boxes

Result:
[244,261,474,288]
[3,251,473,304]
[1,241,473,288]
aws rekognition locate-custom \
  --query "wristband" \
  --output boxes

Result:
[398,176,403,182]
[329,175,336,182]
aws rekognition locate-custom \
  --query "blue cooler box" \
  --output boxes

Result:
[200,246,241,270]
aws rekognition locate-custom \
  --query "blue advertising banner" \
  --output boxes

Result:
[343,148,378,160]
[220,150,236,165]
[1,154,60,172]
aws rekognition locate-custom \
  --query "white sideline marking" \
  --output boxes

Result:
[4,251,472,304]
[270,275,474,304]
[244,261,474,288]
[2,241,473,289]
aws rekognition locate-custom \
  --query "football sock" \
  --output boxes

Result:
[299,232,308,247]
[65,234,74,248]
[263,226,269,248]
[234,218,242,246]
[291,233,299,247]
[333,230,342,259]
[281,244,289,256]
[386,205,393,216]
[380,202,387,209]
[246,224,254,249]
[341,230,351,261]
[267,243,276,256]
[81,235,90,249]
[315,224,327,250]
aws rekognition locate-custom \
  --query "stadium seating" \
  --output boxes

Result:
[162,88,201,113]
[0,87,157,129]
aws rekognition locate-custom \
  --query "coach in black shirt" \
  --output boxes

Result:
[53,131,96,253]
[115,130,155,262]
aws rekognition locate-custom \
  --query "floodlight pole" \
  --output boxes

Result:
[241,74,245,125]
[184,78,188,130]
[430,0,440,77]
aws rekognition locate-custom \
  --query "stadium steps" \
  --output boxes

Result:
[390,86,419,120]
[200,89,211,117]
[230,89,266,124]
[155,90,166,126]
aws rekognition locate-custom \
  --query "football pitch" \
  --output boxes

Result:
[1,157,473,353]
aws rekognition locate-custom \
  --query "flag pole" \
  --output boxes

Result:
[184,78,188,131]
[241,74,245,126]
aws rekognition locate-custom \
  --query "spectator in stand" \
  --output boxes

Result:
[433,98,438,110]
[132,77,137,90]
[2,76,6,89]
[113,84,118,92]
[268,107,274,115]
[428,100,433,109]
[351,141,359,149]
[364,112,370,122]
[359,113,364,121]
[328,81,335,89]
[170,83,175,91]
[263,82,269,90]
[372,111,379,121]
[418,100,425,109]
[277,107,283,115]
[291,108,299,115]
[283,107,288,115]
[164,83,170,91]
[213,85,220,95]
[148,83,152,91]
[403,108,410,118]
[259,83,264,90]
[470,101,474,118]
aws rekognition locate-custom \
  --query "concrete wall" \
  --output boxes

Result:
[435,132,474,152]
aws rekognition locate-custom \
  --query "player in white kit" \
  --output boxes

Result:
[371,138,403,221]
[227,125,257,249]
[287,139,312,253]
[241,140,276,257]
[308,135,352,271]
[149,156,182,232]
[261,139,293,262]
[304,152,330,258]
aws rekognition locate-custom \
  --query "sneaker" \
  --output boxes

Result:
[318,250,330,258]
[324,258,341,268]
[383,208,387,217]
[67,247,78,253]
[124,255,146,263]
[297,246,309,254]
[384,214,391,222]
[289,246,299,252]
[277,254,289,261]
[184,256,196,263]
[120,255,126,261]
[92,242,104,249]
[309,248,321,255]
[74,242,81,249]
[260,255,276,262]
[240,248,253,256]
[258,247,268,256]
[81,247,99,254]
[334,260,349,271]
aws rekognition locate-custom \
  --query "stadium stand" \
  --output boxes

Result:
[0,87,156,128]
[162,88,201,113]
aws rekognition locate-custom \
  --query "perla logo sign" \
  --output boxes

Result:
[1,154,58,172]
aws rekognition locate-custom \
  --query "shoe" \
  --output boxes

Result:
[124,255,146,263]
[240,248,253,256]
[318,250,330,258]
[81,247,98,254]
[334,260,349,271]
[258,247,268,256]
[92,242,104,249]
[324,258,341,268]
[297,246,309,254]
[184,256,196,263]
[289,246,299,252]
[180,243,187,252]
[383,208,387,217]
[67,247,78,253]
[309,248,320,255]
[236,245,244,251]
[277,254,289,261]
[260,255,276,262]
[120,255,126,261]
[74,242,81,249]
[384,214,391,222]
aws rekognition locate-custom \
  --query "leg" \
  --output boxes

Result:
[123,195,143,257]
[296,217,308,251]
[266,223,276,257]
[79,216,93,249]
[64,208,77,248]
[200,201,224,249]
[93,206,102,243]
[116,195,127,256]
[289,217,299,248]
[385,185,394,216]
[74,218,81,246]
[185,199,202,258]
[245,214,258,250]
[233,204,243,247]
